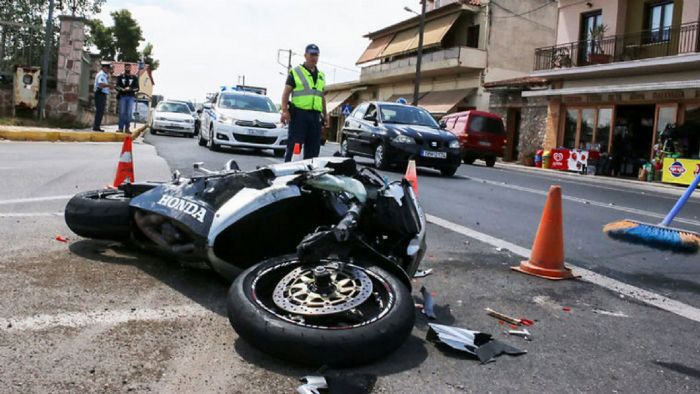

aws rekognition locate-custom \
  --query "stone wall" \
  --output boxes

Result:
[0,84,12,116]
[489,90,548,163]
[48,15,87,119]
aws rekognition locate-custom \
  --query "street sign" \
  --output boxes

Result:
[341,104,353,116]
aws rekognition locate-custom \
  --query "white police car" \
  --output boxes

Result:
[199,89,287,156]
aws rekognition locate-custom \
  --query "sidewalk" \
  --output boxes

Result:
[496,160,699,200]
[0,123,148,142]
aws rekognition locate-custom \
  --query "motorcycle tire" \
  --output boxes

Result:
[64,189,131,241]
[227,255,415,367]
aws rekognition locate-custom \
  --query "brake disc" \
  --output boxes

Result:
[272,263,373,316]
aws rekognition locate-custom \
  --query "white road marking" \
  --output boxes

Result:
[0,304,212,332]
[427,214,700,323]
[0,195,72,205]
[465,176,700,227]
[0,212,63,218]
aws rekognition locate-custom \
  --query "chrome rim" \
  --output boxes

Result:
[374,145,384,167]
[341,140,348,156]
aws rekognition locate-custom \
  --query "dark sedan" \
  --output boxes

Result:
[340,101,461,176]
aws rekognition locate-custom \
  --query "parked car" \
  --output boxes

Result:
[441,110,507,167]
[150,101,196,136]
[171,100,200,136]
[199,91,287,156]
[340,101,461,176]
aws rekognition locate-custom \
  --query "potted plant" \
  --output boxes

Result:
[588,24,611,64]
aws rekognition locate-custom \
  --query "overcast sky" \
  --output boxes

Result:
[98,0,420,103]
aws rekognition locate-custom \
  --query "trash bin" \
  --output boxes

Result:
[535,149,543,168]
[542,150,551,169]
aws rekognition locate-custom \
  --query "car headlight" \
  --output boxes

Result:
[217,114,235,125]
[449,139,460,149]
[392,134,415,144]
[155,116,166,121]
[184,118,193,123]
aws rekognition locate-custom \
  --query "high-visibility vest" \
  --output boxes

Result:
[290,65,325,112]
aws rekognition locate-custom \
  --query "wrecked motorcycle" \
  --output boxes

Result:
[65,157,427,366]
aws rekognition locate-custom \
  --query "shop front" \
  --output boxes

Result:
[533,87,700,183]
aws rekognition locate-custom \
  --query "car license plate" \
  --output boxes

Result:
[478,141,492,147]
[421,150,447,159]
[247,128,267,136]
[168,123,182,129]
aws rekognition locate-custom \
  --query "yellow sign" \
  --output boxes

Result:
[662,158,700,186]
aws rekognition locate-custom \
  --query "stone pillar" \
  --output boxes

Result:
[53,15,87,118]
[543,99,562,150]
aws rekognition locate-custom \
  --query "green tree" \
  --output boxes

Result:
[110,9,143,62]
[141,42,159,70]
[87,19,115,60]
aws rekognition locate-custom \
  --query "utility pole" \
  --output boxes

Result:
[238,75,246,86]
[38,0,55,119]
[412,0,427,106]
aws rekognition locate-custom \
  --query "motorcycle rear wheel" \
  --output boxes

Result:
[64,189,131,241]
[227,255,415,367]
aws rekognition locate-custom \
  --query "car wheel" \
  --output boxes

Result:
[485,157,496,167]
[440,166,459,177]
[207,125,220,152]
[198,131,206,146]
[151,128,158,135]
[340,139,353,158]
[463,155,476,165]
[374,143,389,170]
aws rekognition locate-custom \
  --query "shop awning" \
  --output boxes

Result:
[522,80,700,97]
[366,13,461,61]
[356,34,395,65]
[326,89,354,114]
[417,88,475,114]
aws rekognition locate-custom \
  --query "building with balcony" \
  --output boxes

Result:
[324,0,558,149]
[522,0,700,177]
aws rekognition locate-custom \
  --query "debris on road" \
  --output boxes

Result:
[508,329,532,341]
[413,268,433,278]
[592,309,629,318]
[563,307,572,312]
[420,286,437,319]
[427,323,526,363]
[297,373,376,394]
[485,308,533,326]
[55,235,69,243]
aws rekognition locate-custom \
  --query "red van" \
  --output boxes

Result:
[441,110,507,167]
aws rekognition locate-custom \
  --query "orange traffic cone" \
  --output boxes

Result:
[112,136,135,187]
[291,143,303,161]
[404,160,418,196]
[511,185,577,280]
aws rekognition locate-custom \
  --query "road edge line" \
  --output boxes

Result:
[426,214,700,323]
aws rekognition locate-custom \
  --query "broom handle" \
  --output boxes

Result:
[661,172,700,226]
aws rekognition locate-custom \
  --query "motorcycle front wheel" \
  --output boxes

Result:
[227,255,415,367]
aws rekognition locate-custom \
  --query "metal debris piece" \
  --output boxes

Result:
[413,268,433,278]
[420,286,437,319]
[427,323,526,363]
[297,375,327,394]
[592,309,629,318]
[508,329,532,341]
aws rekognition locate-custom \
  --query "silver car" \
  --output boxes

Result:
[151,101,196,136]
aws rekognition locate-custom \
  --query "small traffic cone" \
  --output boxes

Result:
[511,185,577,280]
[112,136,135,187]
[291,143,303,161]
[404,159,418,196]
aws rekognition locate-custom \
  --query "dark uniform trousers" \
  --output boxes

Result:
[285,107,322,162]
[93,91,107,131]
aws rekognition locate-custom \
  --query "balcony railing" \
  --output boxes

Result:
[534,21,700,71]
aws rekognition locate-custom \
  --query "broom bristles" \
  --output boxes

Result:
[603,219,699,254]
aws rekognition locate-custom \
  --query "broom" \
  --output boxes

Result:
[603,172,700,254]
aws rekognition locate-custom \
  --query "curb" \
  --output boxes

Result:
[495,160,699,200]
[0,124,148,143]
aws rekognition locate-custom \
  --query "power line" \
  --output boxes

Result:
[291,51,360,74]
[491,0,555,19]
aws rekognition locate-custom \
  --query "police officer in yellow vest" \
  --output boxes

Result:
[280,44,329,162]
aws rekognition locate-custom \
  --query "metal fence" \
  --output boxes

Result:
[534,21,700,71]
[0,19,57,83]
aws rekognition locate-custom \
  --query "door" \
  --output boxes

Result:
[505,108,521,161]
[357,103,379,155]
[344,103,368,154]
[579,11,602,64]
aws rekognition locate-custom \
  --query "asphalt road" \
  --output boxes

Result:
[1,137,698,392]
[145,132,700,309]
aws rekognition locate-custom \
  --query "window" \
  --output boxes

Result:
[469,116,505,134]
[378,104,440,128]
[580,11,603,63]
[579,109,596,149]
[563,109,578,148]
[352,103,368,119]
[467,25,480,48]
[596,108,613,153]
[157,102,191,114]
[646,1,674,42]
[446,117,457,129]
[218,93,277,113]
[365,104,378,120]
[562,107,614,152]
[454,116,467,132]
